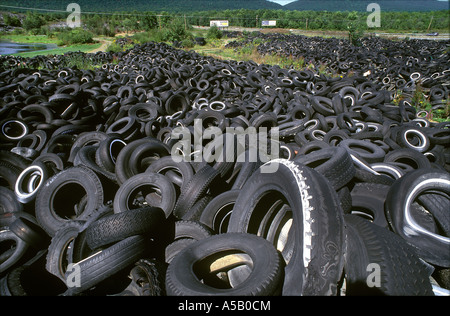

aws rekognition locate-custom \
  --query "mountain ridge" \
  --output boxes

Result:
[0,0,448,12]
[284,0,449,12]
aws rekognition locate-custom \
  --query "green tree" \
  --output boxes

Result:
[207,25,223,39]
[22,12,45,31]
[123,18,136,33]
[3,14,22,27]
[165,18,191,42]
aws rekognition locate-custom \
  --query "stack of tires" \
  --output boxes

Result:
[0,38,448,296]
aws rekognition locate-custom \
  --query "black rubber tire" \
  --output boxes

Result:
[395,126,430,153]
[68,131,108,164]
[294,146,355,190]
[165,232,285,296]
[84,206,166,250]
[115,138,170,185]
[385,168,450,267]
[0,187,23,214]
[199,189,240,233]
[384,148,431,171]
[35,166,104,237]
[70,204,114,262]
[172,165,223,219]
[0,250,67,296]
[121,258,167,296]
[113,172,176,218]
[63,235,148,296]
[165,238,197,264]
[339,139,386,164]
[45,220,87,282]
[179,194,214,221]
[145,156,194,193]
[9,213,50,249]
[230,151,261,190]
[72,145,117,183]
[311,96,335,116]
[343,214,434,296]
[227,159,345,295]
[0,153,27,191]
[173,220,214,241]
[164,220,214,264]
[14,162,50,204]
[348,182,391,228]
[32,153,65,174]
[0,230,29,274]
[0,119,29,142]
[95,136,127,173]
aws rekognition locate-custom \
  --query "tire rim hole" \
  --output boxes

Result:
[193,250,253,289]
[52,183,87,219]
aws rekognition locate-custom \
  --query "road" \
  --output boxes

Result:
[193,25,450,41]
[89,38,112,53]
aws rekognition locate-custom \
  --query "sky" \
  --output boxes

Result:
[269,0,296,4]
[269,0,449,4]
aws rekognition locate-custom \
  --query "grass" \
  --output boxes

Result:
[11,43,103,58]
[0,33,59,44]
[191,38,333,77]
[394,85,450,123]
[1,32,103,58]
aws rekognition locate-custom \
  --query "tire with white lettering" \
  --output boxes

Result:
[343,214,434,296]
[227,159,345,295]
[165,232,284,296]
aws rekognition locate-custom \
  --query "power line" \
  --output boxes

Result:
[0,4,153,16]
[0,4,447,27]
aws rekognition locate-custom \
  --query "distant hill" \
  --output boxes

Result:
[1,0,447,13]
[0,0,284,13]
[284,0,450,12]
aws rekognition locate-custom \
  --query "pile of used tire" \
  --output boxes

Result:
[0,38,449,296]
[226,32,450,108]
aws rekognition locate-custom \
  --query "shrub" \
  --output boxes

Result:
[106,42,123,53]
[181,39,194,49]
[57,29,94,45]
[22,12,45,31]
[3,14,22,27]
[207,25,223,40]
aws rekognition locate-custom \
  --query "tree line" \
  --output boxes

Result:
[2,8,448,35]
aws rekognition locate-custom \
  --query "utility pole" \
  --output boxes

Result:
[427,16,434,32]
[157,14,162,30]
